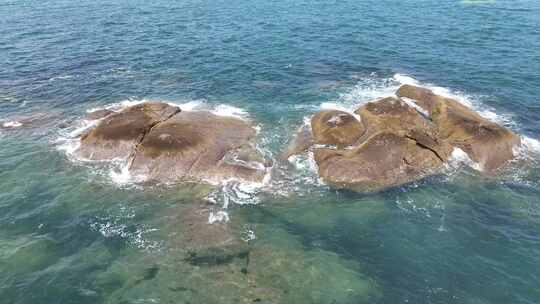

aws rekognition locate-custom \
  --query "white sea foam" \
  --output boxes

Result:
[393,74,420,86]
[393,74,514,127]
[446,148,483,171]
[48,75,74,82]
[520,136,540,155]
[2,121,23,128]
[211,104,250,119]
[208,211,230,224]
[90,219,161,250]
[109,162,134,185]
[86,98,250,120]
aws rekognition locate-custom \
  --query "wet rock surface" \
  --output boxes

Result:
[311,110,365,147]
[286,85,521,192]
[75,102,269,184]
[397,84,521,172]
[130,111,267,184]
[77,102,181,160]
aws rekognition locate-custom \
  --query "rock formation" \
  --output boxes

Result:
[75,102,269,184]
[285,85,520,192]
[396,84,520,172]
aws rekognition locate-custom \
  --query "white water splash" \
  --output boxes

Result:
[208,211,230,224]
[446,148,483,172]
[86,98,251,121]
[2,120,23,129]
[2,121,23,128]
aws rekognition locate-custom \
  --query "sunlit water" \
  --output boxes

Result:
[1,0,540,303]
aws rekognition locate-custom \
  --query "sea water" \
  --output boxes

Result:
[1,0,540,303]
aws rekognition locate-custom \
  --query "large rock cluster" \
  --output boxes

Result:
[76,102,269,184]
[285,85,521,192]
[73,84,521,192]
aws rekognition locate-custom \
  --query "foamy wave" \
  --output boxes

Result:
[205,170,272,208]
[48,75,75,82]
[55,117,101,158]
[393,74,514,127]
[211,104,250,119]
[512,136,540,165]
[393,74,420,86]
[521,136,540,154]
[208,211,230,224]
[109,162,147,186]
[445,148,483,171]
[2,121,23,128]
[333,75,399,111]
[90,216,161,250]
[86,99,250,120]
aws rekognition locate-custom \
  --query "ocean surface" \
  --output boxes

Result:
[1,0,540,303]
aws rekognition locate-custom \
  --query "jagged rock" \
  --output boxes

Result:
[76,102,180,160]
[311,110,365,147]
[355,96,452,161]
[129,111,268,183]
[283,84,521,192]
[284,97,454,192]
[397,84,520,171]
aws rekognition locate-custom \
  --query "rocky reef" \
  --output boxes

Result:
[71,85,521,193]
[285,85,521,192]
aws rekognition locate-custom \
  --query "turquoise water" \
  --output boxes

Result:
[2,0,540,303]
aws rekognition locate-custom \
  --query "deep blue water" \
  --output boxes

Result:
[1,0,540,303]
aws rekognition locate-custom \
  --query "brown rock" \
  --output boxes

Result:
[76,102,180,160]
[314,132,444,192]
[356,96,453,161]
[311,110,365,147]
[397,84,520,171]
[129,111,268,183]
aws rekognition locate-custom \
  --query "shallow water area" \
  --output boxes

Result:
[2,0,540,303]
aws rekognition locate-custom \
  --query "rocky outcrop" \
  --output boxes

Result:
[397,84,520,172]
[312,98,451,192]
[75,102,269,184]
[285,86,520,192]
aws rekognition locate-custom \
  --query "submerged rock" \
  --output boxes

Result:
[281,123,314,161]
[397,84,521,172]
[75,102,269,185]
[170,205,249,266]
[285,85,520,192]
